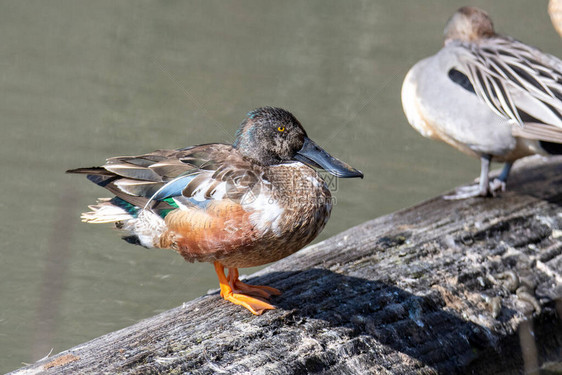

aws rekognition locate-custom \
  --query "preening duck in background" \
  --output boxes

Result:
[402,6,562,199]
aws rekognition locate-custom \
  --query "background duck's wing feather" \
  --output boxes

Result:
[511,122,562,143]
[454,37,562,132]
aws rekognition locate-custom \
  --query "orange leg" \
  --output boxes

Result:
[213,262,280,315]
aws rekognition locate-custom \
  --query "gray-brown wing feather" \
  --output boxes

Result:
[67,143,260,208]
[454,37,562,133]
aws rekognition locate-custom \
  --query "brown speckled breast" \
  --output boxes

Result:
[159,163,331,268]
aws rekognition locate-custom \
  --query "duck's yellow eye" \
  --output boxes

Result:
[277,126,285,132]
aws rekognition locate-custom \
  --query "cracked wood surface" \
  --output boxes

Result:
[11,155,562,375]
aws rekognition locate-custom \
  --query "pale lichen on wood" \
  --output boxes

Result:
[10,155,562,375]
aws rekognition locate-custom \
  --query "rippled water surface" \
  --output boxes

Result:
[0,0,558,372]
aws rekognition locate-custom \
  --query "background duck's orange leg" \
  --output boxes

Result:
[227,267,282,299]
[214,262,276,315]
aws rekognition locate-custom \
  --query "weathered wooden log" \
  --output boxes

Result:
[11,156,562,375]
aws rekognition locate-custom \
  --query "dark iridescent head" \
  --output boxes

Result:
[234,107,308,166]
[233,107,363,178]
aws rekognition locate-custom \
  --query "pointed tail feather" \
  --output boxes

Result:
[81,198,135,224]
[66,167,113,175]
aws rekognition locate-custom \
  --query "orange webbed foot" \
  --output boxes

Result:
[227,267,282,299]
[222,291,276,315]
[214,262,281,315]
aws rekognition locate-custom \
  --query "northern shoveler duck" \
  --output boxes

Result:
[402,6,562,199]
[67,107,363,314]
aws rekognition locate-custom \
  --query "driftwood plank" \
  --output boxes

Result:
[11,155,562,375]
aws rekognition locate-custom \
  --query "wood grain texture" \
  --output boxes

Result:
[11,155,562,375]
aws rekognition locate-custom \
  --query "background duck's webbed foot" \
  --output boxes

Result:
[443,154,504,200]
[443,178,505,200]
[443,184,488,199]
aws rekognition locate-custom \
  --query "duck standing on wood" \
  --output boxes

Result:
[68,107,363,315]
[402,6,562,199]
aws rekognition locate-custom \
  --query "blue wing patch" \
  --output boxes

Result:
[151,175,197,201]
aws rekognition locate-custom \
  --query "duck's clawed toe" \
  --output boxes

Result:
[222,291,277,315]
[227,267,281,299]
[232,280,282,299]
[488,178,507,195]
[443,184,488,200]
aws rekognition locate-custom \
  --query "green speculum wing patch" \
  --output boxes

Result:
[110,197,140,218]
[158,197,179,218]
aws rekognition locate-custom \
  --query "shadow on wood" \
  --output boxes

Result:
[10,155,562,374]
